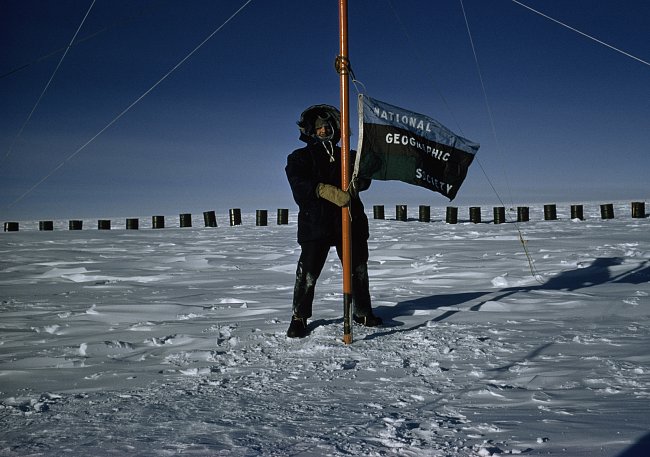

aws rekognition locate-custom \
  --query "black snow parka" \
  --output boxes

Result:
[285,105,370,245]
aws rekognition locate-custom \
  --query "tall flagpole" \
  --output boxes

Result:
[338,0,353,345]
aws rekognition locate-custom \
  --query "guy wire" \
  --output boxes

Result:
[0,1,167,81]
[3,0,97,166]
[511,0,650,67]
[7,0,254,209]
[460,0,543,283]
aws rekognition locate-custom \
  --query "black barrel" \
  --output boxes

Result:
[203,211,217,227]
[493,207,506,224]
[517,206,530,223]
[631,202,646,219]
[277,208,289,225]
[570,205,584,221]
[126,218,139,230]
[544,204,557,221]
[256,210,268,226]
[373,205,385,220]
[152,216,165,229]
[446,206,458,224]
[469,207,481,224]
[4,222,19,232]
[39,221,54,231]
[180,213,192,228]
[98,220,111,230]
[229,208,242,226]
[418,205,430,223]
[600,204,614,220]
[69,220,83,230]
[396,205,407,221]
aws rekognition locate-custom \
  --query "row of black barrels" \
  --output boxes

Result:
[2,209,291,232]
[375,202,647,224]
[3,202,648,232]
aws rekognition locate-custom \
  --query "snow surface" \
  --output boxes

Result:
[1,202,649,456]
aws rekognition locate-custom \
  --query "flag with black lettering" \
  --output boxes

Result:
[354,95,479,200]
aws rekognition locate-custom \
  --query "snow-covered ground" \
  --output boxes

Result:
[1,202,649,456]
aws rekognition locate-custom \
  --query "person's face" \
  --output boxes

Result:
[315,124,332,138]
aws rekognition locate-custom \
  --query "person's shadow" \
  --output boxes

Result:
[370,257,649,337]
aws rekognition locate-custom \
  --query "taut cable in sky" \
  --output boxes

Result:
[512,0,650,67]
[2,0,97,166]
[6,0,254,209]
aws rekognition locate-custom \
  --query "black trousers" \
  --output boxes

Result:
[292,239,372,319]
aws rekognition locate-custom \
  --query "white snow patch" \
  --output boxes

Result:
[0,208,648,456]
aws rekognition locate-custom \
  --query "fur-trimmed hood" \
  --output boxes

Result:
[296,104,341,145]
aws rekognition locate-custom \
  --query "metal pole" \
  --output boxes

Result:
[338,0,353,345]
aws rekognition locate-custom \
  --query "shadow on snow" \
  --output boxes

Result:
[366,257,649,341]
[616,431,650,457]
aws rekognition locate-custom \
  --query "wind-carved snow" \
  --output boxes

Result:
[0,204,649,456]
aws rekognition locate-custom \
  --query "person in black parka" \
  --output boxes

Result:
[285,104,382,338]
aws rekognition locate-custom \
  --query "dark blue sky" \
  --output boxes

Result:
[2,0,648,220]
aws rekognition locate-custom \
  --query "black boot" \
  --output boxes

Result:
[287,316,308,338]
[353,314,383,327]
[350,263,381,327]
[291,254,323,320]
